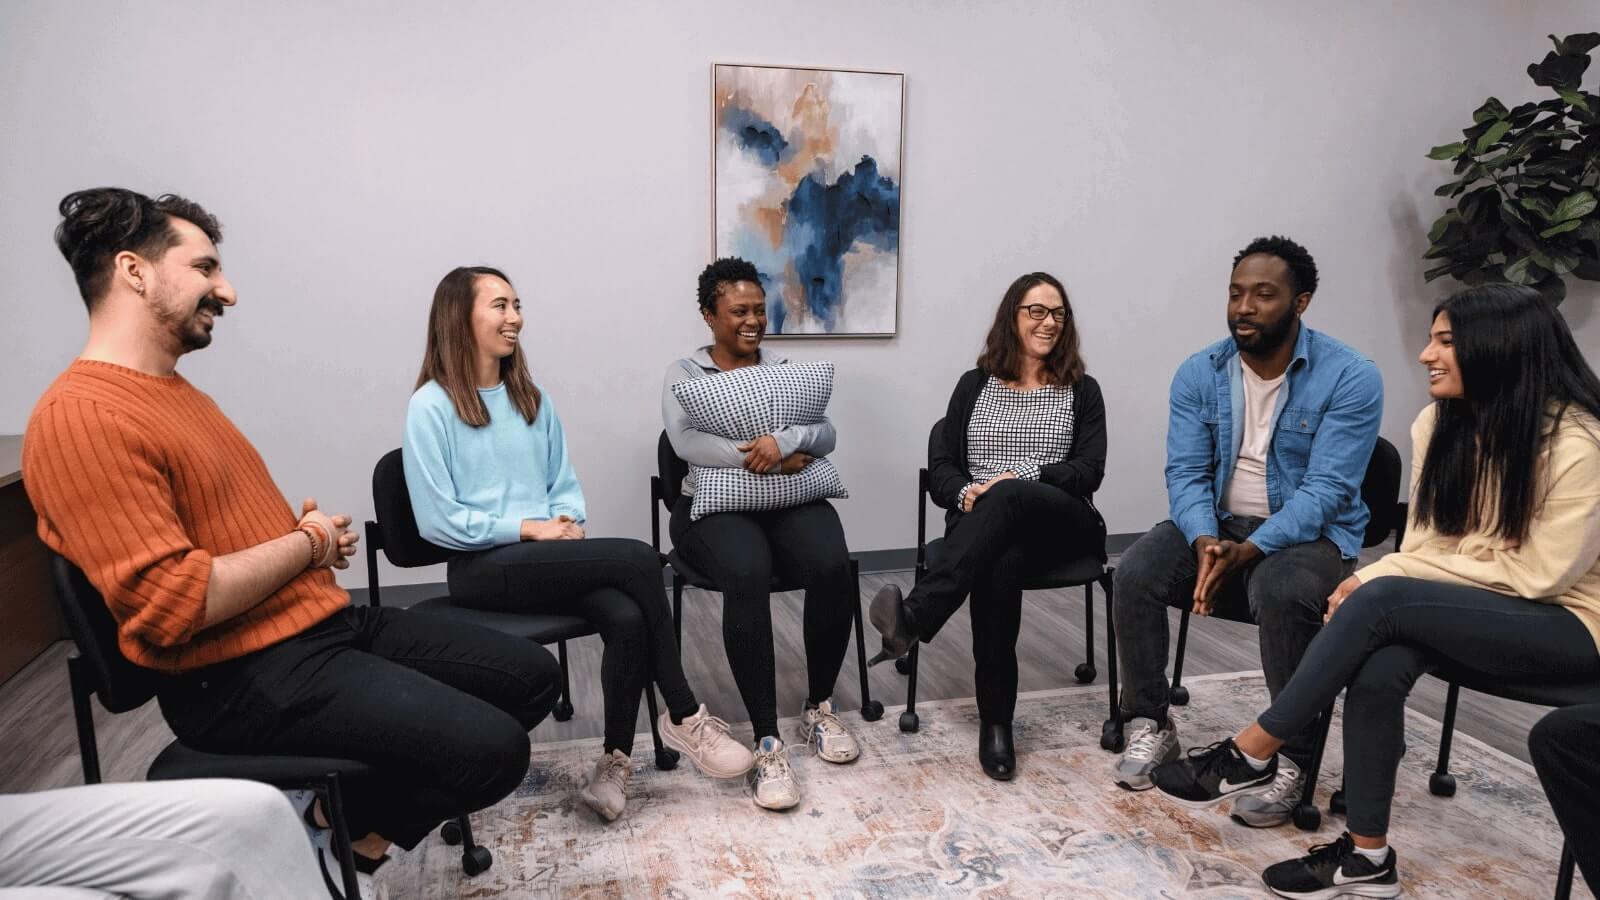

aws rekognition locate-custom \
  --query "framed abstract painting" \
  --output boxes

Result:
[712,63,904,337]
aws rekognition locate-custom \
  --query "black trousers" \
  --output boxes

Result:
[447,537,699,754]
[904,479,1105,724]
[669,498,855,740]
[157,606,561,850]
[1529,703,1600,892]
[1255,576,1600,836]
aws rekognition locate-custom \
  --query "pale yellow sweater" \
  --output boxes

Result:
[1356,404,1600,651]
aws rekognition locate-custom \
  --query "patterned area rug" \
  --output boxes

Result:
[384,672,1586,899]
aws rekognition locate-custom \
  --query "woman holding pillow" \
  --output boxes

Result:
[870,271,1108,781]
[661,257,861,812]
[403,266,753,824]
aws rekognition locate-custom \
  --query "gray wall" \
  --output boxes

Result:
[4,1,1597,589]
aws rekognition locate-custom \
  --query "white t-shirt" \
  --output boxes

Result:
[1222,363,1286,518]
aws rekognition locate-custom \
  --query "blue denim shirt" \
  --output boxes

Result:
[1166,323,1384,559]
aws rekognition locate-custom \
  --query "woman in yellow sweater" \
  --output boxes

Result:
[1149,283,1600,899]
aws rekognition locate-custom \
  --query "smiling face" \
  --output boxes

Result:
[142,218,235,353]
[1420,310,1464,400]
[1014,282,1065,361]
[469,274,522,363]
[703,280,766,357]
[1227,252,1306,356]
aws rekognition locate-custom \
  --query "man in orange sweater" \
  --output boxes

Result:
[24,187,562,896]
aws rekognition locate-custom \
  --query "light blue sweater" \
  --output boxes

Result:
[402,380,586,552]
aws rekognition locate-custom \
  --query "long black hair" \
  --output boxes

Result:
[1412,284,1600,542]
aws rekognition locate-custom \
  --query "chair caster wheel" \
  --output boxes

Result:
[1292,805,1321,831]
[894,656,912,675]
[553,700,574,722]
[1169,686,1190,706]
[1429,772,1457,797]
[1329,789,1347,815]
[655,747,680,771]
[1074,663,1096,684]
[461,845,492,876]
[440,820,463,845]
[1100,721,1125,753]
[861,701,884,722]
[899,711,919,733]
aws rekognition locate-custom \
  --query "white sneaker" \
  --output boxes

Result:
[1112,717,1181,791]
[318,846,390,900]
[659,704,756,778]
[797,699,861,764]
[1231,755,1304,827]
[579,749,632,822]
[748,736,802,811]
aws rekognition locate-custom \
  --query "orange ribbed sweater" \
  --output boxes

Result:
[23,360,347,672]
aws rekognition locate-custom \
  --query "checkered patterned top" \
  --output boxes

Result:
[965,375,1077,488]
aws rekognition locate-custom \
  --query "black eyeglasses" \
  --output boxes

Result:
[1019,304,1068,323]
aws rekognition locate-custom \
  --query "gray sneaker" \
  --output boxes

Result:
[797,699,860,764]
[1231,755,1303,827]
[1113,717,1180,791]
[748,736,802,811]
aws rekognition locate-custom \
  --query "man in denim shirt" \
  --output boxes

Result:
[1110,236,1383,827]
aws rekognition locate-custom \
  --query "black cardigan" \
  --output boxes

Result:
[928,368,1109,516]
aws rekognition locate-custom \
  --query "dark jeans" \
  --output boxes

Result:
[1530,704,1600,892]
[904,479,1106,724]
[157,606,560,850]
[1114,517,1348,764]
[447,537,698,754]
[669,498,855,740]
[1255,576,1600,836]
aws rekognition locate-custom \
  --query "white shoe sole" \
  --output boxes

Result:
[578,786,623,822]
[796,725,860,764]
[1267,880,1400,899]
[659,716,754,778]
[752,792,801,811]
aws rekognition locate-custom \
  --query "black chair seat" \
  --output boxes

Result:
[148,741,374,784]
[664,549,804,594]
[407,597,595,644]
[923,538,1106,589]
[1429,665,1600,707]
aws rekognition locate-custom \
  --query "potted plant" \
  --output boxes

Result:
[1424,32,1600,303]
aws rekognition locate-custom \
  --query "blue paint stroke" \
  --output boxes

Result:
[781,155,900,331]
[721,106,790,166]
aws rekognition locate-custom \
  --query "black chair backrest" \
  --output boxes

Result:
[657,431,689,510]
[48,553,161,712]
[371,448,453,568]
[923,417,946,505]
[1360,436,1402,550]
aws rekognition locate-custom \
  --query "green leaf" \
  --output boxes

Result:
[1473,97,1510,123]
[1504,255,1548,284]
[1540,219,1583,238]
[1520,195,1558,218]
[1500,201,1528,225]
[1551,190,1598,222]
[1423,262,1456,282]
[1559,90,1592,112]
[1528,52,1590,91]
[1534,248,1581,275]
[1428,210,1463,242]
[1427,141,1468,160]
[1475,120,1514,153]
[1554,32,1600,57]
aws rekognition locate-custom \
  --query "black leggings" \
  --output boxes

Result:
[447,537,698,754]
[669,498,855,740]
[1529,704,1600,891]
[904,479,1105,723]
[1255,576,1600,836]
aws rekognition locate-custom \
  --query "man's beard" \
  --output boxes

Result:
[150,284,224,352]
[1229,310,1296,355]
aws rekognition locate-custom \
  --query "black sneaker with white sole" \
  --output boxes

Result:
[1261,832,1400,899]
[1150,738,1277,807]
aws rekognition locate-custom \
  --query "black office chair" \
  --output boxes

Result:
[1103,436,1403,830]
[50,552,380,899]
[894,417,1118,738]
[365,448,679,782]
[648,431,884,722]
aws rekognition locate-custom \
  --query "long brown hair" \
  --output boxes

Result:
[976,271,1085,386]
[415,266,541,427]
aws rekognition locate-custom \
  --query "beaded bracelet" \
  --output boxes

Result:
[299,522,331,568]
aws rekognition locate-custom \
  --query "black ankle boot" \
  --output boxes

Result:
[979,721,1015,781]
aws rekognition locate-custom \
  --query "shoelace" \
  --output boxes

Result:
[1300,832,1358,873]
[1123,722,1165,762]
[686,712,736,745]
[755,745,794,781]
[598,755,630,790]
[804,707,848,753]
[1184,739,1234,778]
[1256,762,1302,802]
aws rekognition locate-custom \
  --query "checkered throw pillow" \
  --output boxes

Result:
[671,362,847,519]
[688,457,849,520]
[670,362,834,441]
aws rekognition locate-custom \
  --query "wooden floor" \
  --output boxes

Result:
[0,548,1556,793]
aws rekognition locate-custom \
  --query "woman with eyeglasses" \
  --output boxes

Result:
[870,271,1108,780]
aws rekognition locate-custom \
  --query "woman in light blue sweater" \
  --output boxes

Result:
[403,266,751,823]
